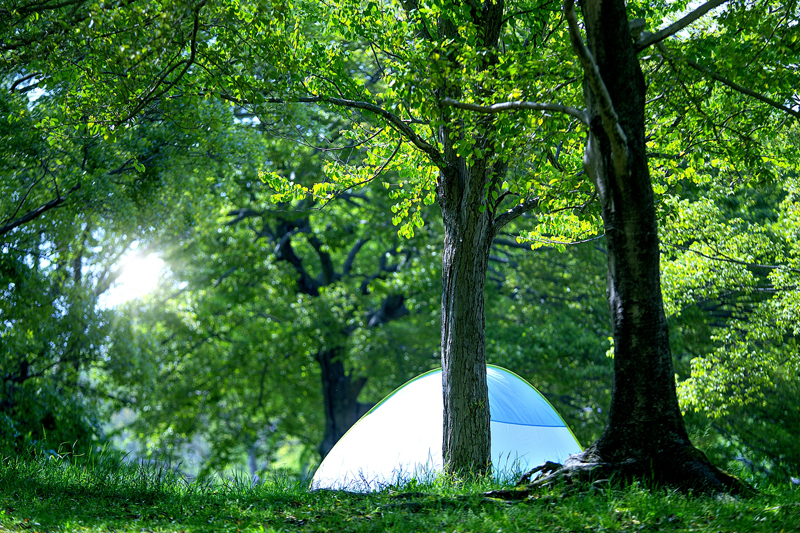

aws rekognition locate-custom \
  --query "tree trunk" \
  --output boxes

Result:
[582,0,687,459]
[439,187,494,474]
[316,347,373,459]
[432,0,506,476]
[564,0,744,492]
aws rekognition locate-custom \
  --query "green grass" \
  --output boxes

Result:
[0,453,798,532]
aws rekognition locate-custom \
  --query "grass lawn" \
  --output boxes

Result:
[0,453,798,532]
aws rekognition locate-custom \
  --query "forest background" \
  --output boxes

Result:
[1,0,798,487]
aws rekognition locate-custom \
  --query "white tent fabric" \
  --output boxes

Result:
[311,365,581,491]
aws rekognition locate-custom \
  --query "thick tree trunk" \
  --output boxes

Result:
[582,0,688,459]
[440,188,494,474]
[316,347,373,459]
[560,0,744,492]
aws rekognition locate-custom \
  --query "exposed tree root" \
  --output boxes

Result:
[501,444,754,499]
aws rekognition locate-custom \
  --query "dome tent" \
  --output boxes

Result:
[311,365,582,491]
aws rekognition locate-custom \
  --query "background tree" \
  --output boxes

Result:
[661,145,800,481]
[0,58,261,454]
[104,134,444,470]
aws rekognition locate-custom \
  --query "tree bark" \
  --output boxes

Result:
[439,173,494,474]
[559,0,745,492]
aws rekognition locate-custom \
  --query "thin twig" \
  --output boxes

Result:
[666,243,800,273]
[0,183,81,237]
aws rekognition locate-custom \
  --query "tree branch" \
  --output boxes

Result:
[0,183,81,237]
[489,254,510,264]
[226,208,262,226]
[685,59,800,119]
[125,5,202,120]
[439,98,588,125]
[492,237,535,250]
[307,234,336,286]
[256,311,284,322]
[313,138,404,211]
[213,266,237,287]
[93,237,135,296]
[273,222,320,296]
[264,96,444,167]
[634,1,798,120]
[9,72,41,93]
[398,0,433,40]
[185,332,223,353]
[359,248,407,294]
[11,0,87,15]
[494,197,540,229]
[7,168,46,224]
[634,0,730,52]
[367,294,409,327]
[563,0,628,174]
[665,243,800,274]
[343,238,369,277]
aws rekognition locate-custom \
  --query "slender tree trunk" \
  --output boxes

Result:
[433,0,506,478]
[248,442,259,477]
[439,178,494,473]
[316,347,373,459]
[564,0,744,492]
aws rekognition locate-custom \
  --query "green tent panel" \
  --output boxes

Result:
[312,365,582,491]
